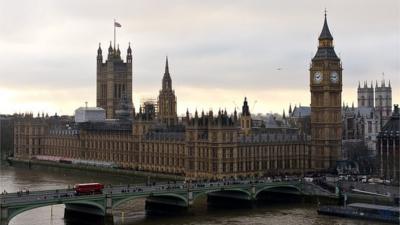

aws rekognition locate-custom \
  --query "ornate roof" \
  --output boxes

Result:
[319,14,333,40]
[312,13,339,61]
[291,106,311,118]
[312,47,339,61]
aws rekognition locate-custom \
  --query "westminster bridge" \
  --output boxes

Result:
[0,179,336,225]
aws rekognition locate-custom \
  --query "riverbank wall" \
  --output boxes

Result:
[7,157,185,181]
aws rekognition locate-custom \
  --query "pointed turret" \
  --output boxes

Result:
[234,108,238,121]
[165,56,169,74]
[242,97,250,116]
[97,43,103,63]
[97,43,102,55]
[116,44,121,58]
[127,42,132,55]
[127,42,132,63]
[318,12,333,41]
[313,11,339,61]
[162,56,172,90]
[240,97,252,135]
[108,41,113,54]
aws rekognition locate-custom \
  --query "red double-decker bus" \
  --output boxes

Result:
[74,183,104,195]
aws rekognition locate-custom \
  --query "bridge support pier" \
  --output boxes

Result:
[105,194,114,224]
[0,206,8,225]
[207,190,254,209]
[188,191,193,206]
[145,196,188,216]
[251,185,256,200]
[104,214,114,225]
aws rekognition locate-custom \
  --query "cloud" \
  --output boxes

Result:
[0,0,399,115]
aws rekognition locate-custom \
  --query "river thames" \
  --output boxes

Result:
[0,164,383,225]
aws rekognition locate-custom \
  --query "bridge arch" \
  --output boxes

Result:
[255,185,302,199]
[192,188,252,204]
[7,200,105,223]
[112,193,188,209]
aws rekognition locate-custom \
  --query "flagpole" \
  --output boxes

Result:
[113,19,116,51]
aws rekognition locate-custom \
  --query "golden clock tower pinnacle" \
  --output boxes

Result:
[309,12,343,171]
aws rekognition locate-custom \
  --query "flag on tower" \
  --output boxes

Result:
[114,21,121,27]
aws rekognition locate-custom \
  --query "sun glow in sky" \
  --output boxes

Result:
[0,0,399,116]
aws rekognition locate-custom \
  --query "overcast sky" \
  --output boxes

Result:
[0,0,399,116]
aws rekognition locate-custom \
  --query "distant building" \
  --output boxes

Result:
[342,79,393,155]
[375,79,392,121]
[377,104,399,181]
[357,81,374,108]
[0,116,14,160]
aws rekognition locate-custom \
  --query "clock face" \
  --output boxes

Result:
[330,71,339,83]
[314,71,323,84]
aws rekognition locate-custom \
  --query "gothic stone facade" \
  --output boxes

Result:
[342,79,393,154]
[96,43,133,119]
[310,14,343,170]
[13,104,310,180]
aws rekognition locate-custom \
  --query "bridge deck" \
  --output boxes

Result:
[0,180,337,224]
[0,180,308,206]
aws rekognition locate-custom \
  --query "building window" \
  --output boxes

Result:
[368,121,372,133]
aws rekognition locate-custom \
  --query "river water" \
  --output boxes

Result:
[0,164,382,225]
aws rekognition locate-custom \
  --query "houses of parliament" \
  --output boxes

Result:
[13,14,343,179]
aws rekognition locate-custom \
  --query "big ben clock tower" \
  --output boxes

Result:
[310,12,342,171]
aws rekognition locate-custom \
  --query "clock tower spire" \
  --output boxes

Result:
[309,12,342,171]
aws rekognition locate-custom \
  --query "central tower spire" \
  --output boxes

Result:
[162,56,172,90]
[165,56,170,74]
[158,56,177,126]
